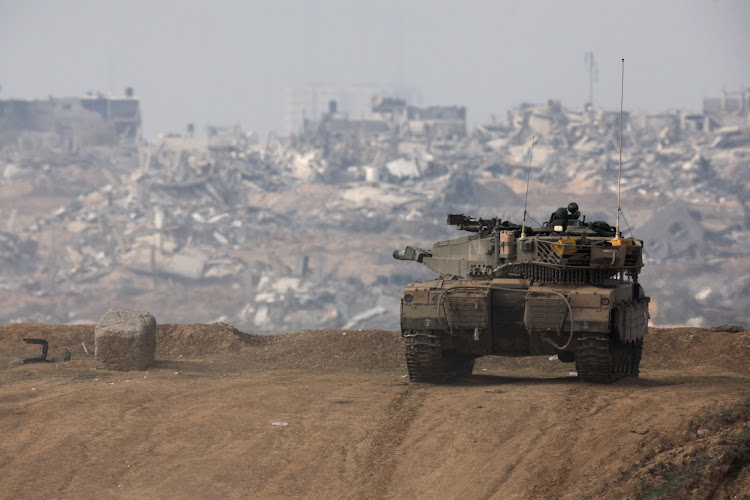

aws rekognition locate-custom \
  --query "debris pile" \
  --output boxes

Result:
[1,90,748,329]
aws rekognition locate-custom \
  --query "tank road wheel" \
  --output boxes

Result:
[402,330,444,383]
[575,333,642,383]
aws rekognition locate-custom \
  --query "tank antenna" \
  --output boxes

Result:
[521,135,536,238]
[616,58,624,238]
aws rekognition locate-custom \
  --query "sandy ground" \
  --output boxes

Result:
[1,324,750,500]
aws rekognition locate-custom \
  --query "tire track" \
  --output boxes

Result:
[355,386,426,500]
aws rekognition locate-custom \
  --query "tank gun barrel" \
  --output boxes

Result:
[393,246,431,263]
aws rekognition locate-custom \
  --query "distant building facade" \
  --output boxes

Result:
[0,89,141,150]
[703,88,750,127]
[284,84,421,135]
[296,89,466,142]
[372,96,467,139]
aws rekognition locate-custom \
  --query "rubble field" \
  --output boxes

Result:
[1,94,749,332]
[1,324,749,499]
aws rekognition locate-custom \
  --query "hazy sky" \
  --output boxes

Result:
[1,0,748,138]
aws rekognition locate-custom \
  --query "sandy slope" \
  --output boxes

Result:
[1,324,749,499]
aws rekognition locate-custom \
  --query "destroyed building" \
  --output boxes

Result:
[0,86,749,331]
[300,95,467,142]
[284,84,421,136]
[703,89,749,124]
[0,89,141,150]
[371,96,467,139]
[405,105,466,139]
[301,100,390,138]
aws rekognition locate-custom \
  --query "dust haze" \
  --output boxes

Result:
[1,2,750,498]
[2,0,749,137]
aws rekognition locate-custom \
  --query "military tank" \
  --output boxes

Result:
[393,203,649,384]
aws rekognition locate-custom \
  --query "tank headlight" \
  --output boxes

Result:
[601,297,610,305]
[554,225,564,232]
[404,294,413,303]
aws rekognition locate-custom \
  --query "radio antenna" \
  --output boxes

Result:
[521,135,536,238]
[616,58,624,239]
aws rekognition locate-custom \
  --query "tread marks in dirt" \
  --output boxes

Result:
[355,386,426,499]
[478,414,553,499]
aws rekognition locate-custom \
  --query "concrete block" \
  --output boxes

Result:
[95,309,156,371]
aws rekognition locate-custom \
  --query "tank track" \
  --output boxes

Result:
[402,330,475,383]
[575,333,642,383]
[403,330,444,383]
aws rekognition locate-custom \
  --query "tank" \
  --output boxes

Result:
[393,205,649,383]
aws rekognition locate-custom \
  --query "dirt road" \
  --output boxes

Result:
[1,324,749,499]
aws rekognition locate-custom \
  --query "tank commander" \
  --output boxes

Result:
[547,202,580,231]
[567,202,580,220]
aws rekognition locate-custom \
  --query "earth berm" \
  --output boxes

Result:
[1,324,749,499]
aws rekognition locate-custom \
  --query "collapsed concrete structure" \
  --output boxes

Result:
[0,88,748,331]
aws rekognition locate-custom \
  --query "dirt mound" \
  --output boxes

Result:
[642,327,750,375]
[254,329,404,371]
[0,322,263,366]
[2,324,750,499]
[3,324,748,372]
[155,322,261,357]
[0,323,95,365]
[3,324,749,373]
[635,397,750,499]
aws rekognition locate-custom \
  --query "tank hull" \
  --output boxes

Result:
[400,278,649,383]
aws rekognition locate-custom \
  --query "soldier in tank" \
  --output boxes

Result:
[567,202,580,220]
[547,202,580,231]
